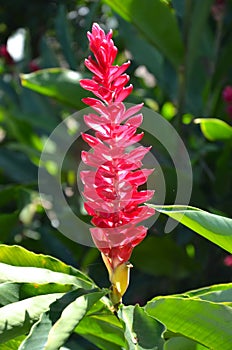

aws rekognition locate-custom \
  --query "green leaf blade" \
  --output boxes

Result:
[20,68,89,109]
[104,0,184,68]
[148,205,232,253]
[0,244,94,287]
[194,118,232,141]
[118,304,165,350]
[19,289,107,350]
[0,293,64,344]
[146,297,232,349]
[76,299,125,350]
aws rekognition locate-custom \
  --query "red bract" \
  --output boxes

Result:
[222,86,232,118]
[0,45,14,65]
[222,86,232,103]
[80,23,155,303]
[80,23,133,105]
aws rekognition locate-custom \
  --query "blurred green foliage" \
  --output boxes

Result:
[0,0,232,336]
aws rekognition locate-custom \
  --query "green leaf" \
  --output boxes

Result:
[148,205,232,254]
[164,336,208,350]
[117,18,163,83]
[0,262,92,290]
[76,299,125,350]
[0,335,26,350]
[104,0,184,68]
[0,293,64,343]
[186,0,214,75]
[118,305,165,350]
[0,148,37,183]
[146,296,232,349]
[0,244,93,285]
[172,282,232,304]
[0,282,74,307]
[194,118,232,141]
[19,289,106,350]
[213,41,232,88]
[20,68,89,109]
[55,4,76,70]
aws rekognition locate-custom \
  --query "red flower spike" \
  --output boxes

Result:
[80,23,155,306]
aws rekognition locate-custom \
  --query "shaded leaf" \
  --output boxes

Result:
[117,18,163,83]
[0,148,37,183]
[118,304,165,350]
[186,0,214,75]
[76,299,125,350]
[55,5,76,70]
[104,0,184,68]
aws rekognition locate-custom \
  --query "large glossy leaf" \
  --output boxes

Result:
[172,282,232,304]
[148,205,232,253]
[186,0,214,75]
[0,282,74,307]
[146,296,232,349]
[76,299,125,350]
[20,68,89,109]
[118,305,165,350]
[164,336,208,350]
[19,289,106,350]
[55,5,76,70]
[0,293,64,343]
[194,118,232,141]
[104,0,184,68]
[117,18,163,83]
[1,335,26,350]
[0,244,93,285]
[0,262,92,289]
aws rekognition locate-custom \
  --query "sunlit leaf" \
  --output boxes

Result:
[19,289,106,350]
[20,68,89,109]
[0,244,93,285]
[146,295,232,349]
[0,282,74,307]
[148,205,232,253]
[194,118,232,141]
[0,293,64,343]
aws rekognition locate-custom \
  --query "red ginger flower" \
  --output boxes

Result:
[80,23,155,304]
